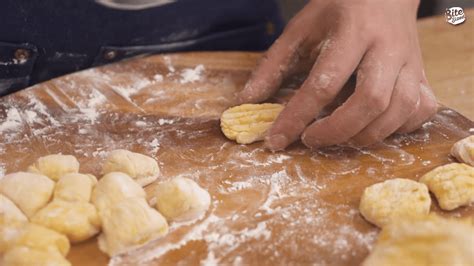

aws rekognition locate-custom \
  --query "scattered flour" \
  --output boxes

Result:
[112,78,153,102]
[158,118,175,126]
[180,64,205,84]
[149,139,160,154]
[163,56,175,73]
[0,108,22,132]
[153,74,164,82]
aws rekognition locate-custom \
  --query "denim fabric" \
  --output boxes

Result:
[0,0,283,96]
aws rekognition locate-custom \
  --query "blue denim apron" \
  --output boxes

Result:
[0,0,283,95]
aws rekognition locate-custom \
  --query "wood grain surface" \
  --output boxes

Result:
[418,8,474,120]
[0,9,473,266]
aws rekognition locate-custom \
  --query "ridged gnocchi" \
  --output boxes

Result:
[419,163,474,210]
[359,178,431,227]
[220,103,284,144]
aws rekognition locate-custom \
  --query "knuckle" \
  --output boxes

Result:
[364,88,390,114]
[400,90,420,114]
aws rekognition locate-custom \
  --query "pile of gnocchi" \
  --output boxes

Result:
[359,135,474,265]
[0,149,211,265]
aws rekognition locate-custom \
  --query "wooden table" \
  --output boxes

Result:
[0,9,473,266]
[418,8,474,120]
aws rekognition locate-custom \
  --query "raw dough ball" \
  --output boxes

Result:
[28,154,80,181]
[0,172,55,218]
[359,178,431,227]
[362,215,474,266]
[54,173,97,202]
[101,149,160,186]
[10,223,70,256]
[0,194,27,222]
[0,216,25,253]
[451,135,474,166]
[97,197,168,256]
[2,246,70,266]
[154,177,211,222]
[32,200,101,243]
[92,172,145,211]
[419,163,474,210]
[220,103,284,144]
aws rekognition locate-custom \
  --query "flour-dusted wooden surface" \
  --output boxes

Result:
[0,10,473,266]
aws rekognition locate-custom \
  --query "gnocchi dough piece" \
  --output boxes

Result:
[359,178,431,227]
[451,135,474,166]
[220,103,284,144]
[0,194,27,222]
[362,215,474,266]
[2,246,71,266]
[28,154,80,181]
[0,172,55,218]
[54,173,97,202]
[92,172,146,211]
[97,197,168,256]
[0,216,25,253]
[32,200,101,243]
[102,149,160,187]
[419,163,474,210]
[154,177,211,222]
[10,223,70,256]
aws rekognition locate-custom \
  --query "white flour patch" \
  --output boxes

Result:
[79,108,100,123]
[158,118,175,126]
[0,108,22,132]
[163,56,175,73]
[92,149,108,158]
[149,138,160,154]
[180,64,205,84]
[27,96,61,126]
[200,251,218,266]
[223,181,253,193]
[111,78,153,102]
[24,110,38,124]
[153,74,164,82]
[135,121,147,127]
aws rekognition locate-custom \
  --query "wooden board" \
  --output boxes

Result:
[0,51,472,266]
[1,9,473,266]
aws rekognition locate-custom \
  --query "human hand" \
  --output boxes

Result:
[238,0,438,150]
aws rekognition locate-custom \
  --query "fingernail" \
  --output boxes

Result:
[265,134,288,151]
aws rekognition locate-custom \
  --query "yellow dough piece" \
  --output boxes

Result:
[220,103,284,144]
[101,149,160,187]
[359,178,431,227]
[362,215,474,266]
[2,246,71,266]
[31,200,101,243]
[451,135,474,166]
[97,197,168,256]
[154,177,211,222]
[92,172,146,211]
[0,194,27,222]
[54,173,97,202]
[28,154,80,181]
[9,223,70,256]
[0,216,25,254]
[0,172,55,218]
[419,163,474,210]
